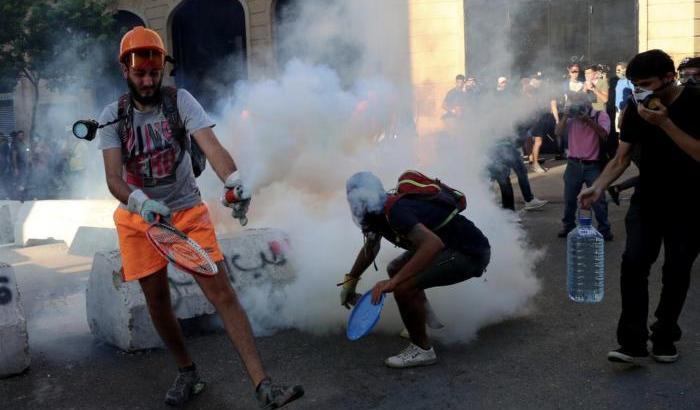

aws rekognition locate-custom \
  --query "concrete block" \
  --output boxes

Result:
[14,199,119,247]
[0,263,30,377]
[86,228,295,351]
[0,205,13,244]
[68,226,119,257]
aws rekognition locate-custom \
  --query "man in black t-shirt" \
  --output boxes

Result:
[579,50,700,364]
[442,74,466,119]
[339,172,490,368]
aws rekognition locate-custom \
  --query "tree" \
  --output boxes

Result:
[0,0,119,138]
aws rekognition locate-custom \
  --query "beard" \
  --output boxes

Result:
[127,76,163,106]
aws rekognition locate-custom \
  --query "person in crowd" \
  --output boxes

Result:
[614,62,634,132]
[340,171,490,368]
[554,92,613,240]
[579,49,700,364]
[523,75,552,173]
[677,57,700,86]
[488,78,548,211]
[464,75,479,98]
[496,76,508,92]
[96,26,303,408]
[550,63,584,126]
[442,74,466,119]
[584,64,609,112]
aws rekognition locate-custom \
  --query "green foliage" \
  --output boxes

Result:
[0,0,119,88]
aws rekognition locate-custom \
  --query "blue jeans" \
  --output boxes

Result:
[562,159,610,234]
[488,140,534,210]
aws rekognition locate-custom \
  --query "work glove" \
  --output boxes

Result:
[337,274,361,309]
[222,170,251,226]
[127,189,171,224]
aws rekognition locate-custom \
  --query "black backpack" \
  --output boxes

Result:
[117,86,207,178]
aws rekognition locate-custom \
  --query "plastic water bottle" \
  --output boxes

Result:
[567,211,604,302]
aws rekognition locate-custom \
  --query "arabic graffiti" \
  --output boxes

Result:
[168,240,289,311]
[0,276,12,305]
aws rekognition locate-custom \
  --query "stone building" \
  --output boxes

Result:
[2,0,699,136]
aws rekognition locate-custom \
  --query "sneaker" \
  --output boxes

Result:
[256,378,304,409]
[607,186,621,206]
[651,343,679,363]
[164,367,206,406]
[384,343,437,368]
[531,164,547,173]
[399,328,410,340]
[523,198,548,210]
[607,346,648,364]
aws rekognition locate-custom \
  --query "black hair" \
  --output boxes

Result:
[585,64,599,72]
[455,74,465,81]
[678,57,700,70]
[567,62,580,70]
[626,49,675,81]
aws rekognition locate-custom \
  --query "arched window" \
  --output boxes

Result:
[171,0,247,111]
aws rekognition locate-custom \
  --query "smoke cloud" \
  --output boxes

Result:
[22,1,548,346]
[194,1,544,343]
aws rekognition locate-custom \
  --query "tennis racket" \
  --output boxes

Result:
[146,216,218,277]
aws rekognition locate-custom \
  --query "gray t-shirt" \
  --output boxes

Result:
[98,89,214,211]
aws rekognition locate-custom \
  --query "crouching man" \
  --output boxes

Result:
[339,171,490,368]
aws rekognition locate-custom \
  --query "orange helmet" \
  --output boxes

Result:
[119,26,166,68]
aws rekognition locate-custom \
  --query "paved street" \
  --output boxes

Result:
[1,162,698,410]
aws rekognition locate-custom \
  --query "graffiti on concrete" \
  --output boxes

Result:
[0,276,12,305]
[168,240,289,311]
[228,240,288,272]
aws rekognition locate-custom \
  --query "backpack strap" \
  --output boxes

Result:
[160,86,187,167]
[117,92,132,162]
[383,192,458,237]
[161,86,185,145]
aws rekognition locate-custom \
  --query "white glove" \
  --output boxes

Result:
[127,189,171,224]
[222,171,251,226]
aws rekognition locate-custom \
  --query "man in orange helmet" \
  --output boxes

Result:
[96,26,303,408]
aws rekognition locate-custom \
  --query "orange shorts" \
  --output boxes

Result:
[114,203,224,281]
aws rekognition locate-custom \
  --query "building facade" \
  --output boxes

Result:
[2,0,699,136]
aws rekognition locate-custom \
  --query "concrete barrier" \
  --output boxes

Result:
[68,226,119,257]
[0,206,13,245]
[0,263,30,377]
[86,228,295,351]
[14,199,119,247]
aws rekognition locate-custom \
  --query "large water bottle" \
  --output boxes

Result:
[567,210,605,302]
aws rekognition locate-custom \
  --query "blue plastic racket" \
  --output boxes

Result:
[346,291,385,341]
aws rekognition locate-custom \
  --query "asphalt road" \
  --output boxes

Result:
[1,161,698,410]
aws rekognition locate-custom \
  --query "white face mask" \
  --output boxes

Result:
[633,87,653,105]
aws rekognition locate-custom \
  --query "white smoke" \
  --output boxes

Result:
[195,2,545,342]
[20,1,545,346]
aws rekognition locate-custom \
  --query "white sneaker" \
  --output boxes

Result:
[523,198,548,210]
[531,164,546,173]
[399,328,410,339]
[384,343,437,368]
